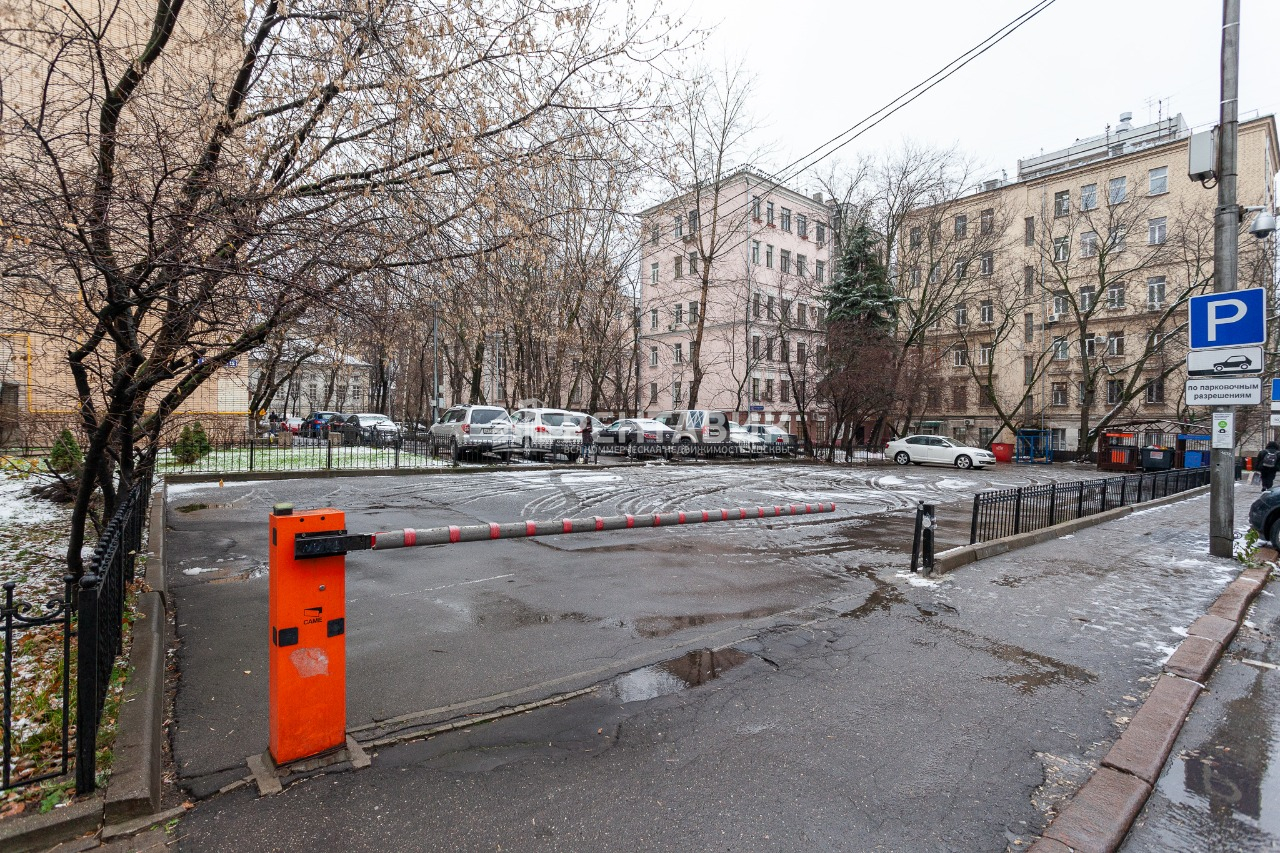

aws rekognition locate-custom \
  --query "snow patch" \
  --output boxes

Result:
[0,478,64,525]
[182,566,220,576]
[165,479,274,497]
[559,473,620,485]
[934,479,971,490]
[895,571,942,588]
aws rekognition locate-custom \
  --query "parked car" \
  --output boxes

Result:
[429,405,516,462]
[745,424,797,453]
[343,412,401,446]
[301,411,342,438]
[1250,490,1280,548]
[886,435,996,469]
[728,422,767,454]
[511,408,581,459]
[596,418,674,449]
[651,410,734,446]
[283,416,304,435]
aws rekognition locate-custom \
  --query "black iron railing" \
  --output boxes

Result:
[969,467,1210,545]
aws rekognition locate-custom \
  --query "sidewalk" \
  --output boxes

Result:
[158,481,1270,852]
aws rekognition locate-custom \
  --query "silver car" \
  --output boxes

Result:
[429,405,516,462]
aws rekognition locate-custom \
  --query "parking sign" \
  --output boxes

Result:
[1188,288,1267,349]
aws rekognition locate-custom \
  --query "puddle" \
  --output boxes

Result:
[176,503,209,513]
[605,648,750,703]
[635,607,784,638]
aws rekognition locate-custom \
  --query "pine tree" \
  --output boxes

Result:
[172,425,198,464]
[191,421,211,457]
[49,428,83,474]
[825,220,896,331]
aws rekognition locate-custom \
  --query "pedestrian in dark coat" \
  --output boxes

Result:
[1257,441,1280,491]
[580,417,594,463]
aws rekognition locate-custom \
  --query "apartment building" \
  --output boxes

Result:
[638,167,833,439]
[901,112,1278,453]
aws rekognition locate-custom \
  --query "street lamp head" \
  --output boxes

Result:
[1248,209,1277,239]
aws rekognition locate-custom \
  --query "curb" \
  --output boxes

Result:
[934,485,1210,574]
[1029,546,1274,852]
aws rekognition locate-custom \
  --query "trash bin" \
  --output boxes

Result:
[328,431,343,446]
[990,442,1014,463]
[1140,446,1174,471]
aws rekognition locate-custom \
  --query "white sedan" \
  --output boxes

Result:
[886,435,996,469]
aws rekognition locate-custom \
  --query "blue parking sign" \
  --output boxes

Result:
[1189,288,1267,349]
[1273,378,1280,401]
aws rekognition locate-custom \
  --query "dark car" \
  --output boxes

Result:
[1214,354,1253,372]
[301,411,342,438]
[1249,490,1280,548]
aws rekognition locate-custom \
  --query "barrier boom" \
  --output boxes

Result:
[294,503,837,559]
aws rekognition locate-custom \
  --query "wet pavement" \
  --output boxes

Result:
[160,464,1266,851]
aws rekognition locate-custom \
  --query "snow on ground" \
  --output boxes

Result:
[0,477,64,526]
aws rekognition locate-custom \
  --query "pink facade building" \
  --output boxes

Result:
[638,167,834,440]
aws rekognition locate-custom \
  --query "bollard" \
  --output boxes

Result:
[920,503,936,575]
[268,503,349,765]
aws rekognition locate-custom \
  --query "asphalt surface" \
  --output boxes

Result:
[162,462,1256,851]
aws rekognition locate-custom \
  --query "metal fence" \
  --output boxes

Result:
[157,436,453,475]
[968,467,1211,545]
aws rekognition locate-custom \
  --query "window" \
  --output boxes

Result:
[816,307,826,327]
[753,293,762,319]
[650,262,659,283]
[674,216,683,238]
[1051,382,1068,406]
[954,303,968,326]
[781,338,790,362]
[751,240,761,265]
[910,226,922,249]
[1053,292,1070,317]
[927,387,941,409]
[955,259,968,279]
[816,260,825,283]
[767,295,776,320]
[766,337,774,361]
[797,342,807,365]
[752,196,761,219]
[781,380,791,402]
[781,208,792,232]
[1107,330,1125,356]
[952,385,968,409]
[688,301,699,325]
[1025,313,1034,343]
[1053,337,1070,360]
[816,223,826,247]
[650,308,658,330]
[1024,355,1035,384]
[980,299,994,324]
[816,345,826,368]
[1053,237,1070,262]
[1079,286,1095,312]
[797,254,808,277]
[649,382,659,404]
[764,378,774,401]
[1148,217,1166,245]
[910,267,921,288]
[980,384,995,409]
[1146,276,1165,309]
[1145,378,1165,404]
[674,304,683,325]
[1108,282,1126,309]
[980,426,995,445]
[650,226,659,245]
[780,250,791,274]
[1024,266,1035,297]
[953,345,968,367]
[673,381,682,404]
[796,303,808,328]
[1108,226,1127,250]
[929,222,941,245]
[649,346,658,366]
[687,209,699,232]
[751,378,760,401]
[1084,336,1098,358]
[980,208,994,235]
[955,214,968,238]
[1080,183,1098,211]
[674,256,683,278]
[752,336,761,359]
[688,251,698,275]
[1080,231,1098,258]
[1106,379,1123,405]
[1054,191,1070,217]
[1078,381,1088,404]
[674,343,684,363]
[1148,166,1168,195]
[782,299,792,323]
[980,251,994,276]
[766,202,775,226]
[928,262,940,285]
[978,342,994,366]
[797,214,808,239]
[1108,176,1127,204]
[1025,216,1035,245]
[766,245,774,269]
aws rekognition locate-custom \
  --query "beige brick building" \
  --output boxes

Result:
[900,112,1278,453]
[638,167,834,441]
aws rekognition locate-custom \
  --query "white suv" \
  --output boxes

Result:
[511,408,581,459]
[429,406,516,462]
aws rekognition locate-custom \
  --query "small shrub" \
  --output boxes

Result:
[171,425,198,464]
[191,421,211,457]
[48,428,83,474]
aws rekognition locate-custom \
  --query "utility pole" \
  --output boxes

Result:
[1209,0,1240,558]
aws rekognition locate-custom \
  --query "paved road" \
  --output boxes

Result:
[164,463,1245,850]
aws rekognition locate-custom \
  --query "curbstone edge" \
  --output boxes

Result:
[1042,766,1151,853]
[1100,674,1201,784]
[1163,635,1224,683]
[104,590,165,822]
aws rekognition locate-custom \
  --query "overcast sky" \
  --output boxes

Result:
[687,0,1280,192]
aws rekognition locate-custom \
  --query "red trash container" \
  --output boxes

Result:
[990,442,1014,463]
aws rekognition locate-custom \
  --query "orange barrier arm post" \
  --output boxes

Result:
[268,504,354,765]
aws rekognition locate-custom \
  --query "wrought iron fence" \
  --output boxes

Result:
[969,467,1210,545]
[156,435,454,475]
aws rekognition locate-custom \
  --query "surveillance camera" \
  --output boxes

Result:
[1249,210,1277,239]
